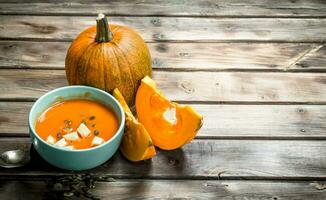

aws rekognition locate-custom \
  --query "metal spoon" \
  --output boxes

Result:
[0,149,30,168]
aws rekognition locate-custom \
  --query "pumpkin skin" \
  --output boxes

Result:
[136,76,203,150]
[113,88,156,161]
[65,14,152,106]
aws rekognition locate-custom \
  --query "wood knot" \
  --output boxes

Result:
[297,108,304,113]
[150,18,161,26]
[168,156,179,166]
[155,44,168,52]
[179,81,195,94]
[295,63,308,68]
[179,52,190,57]
[152,58,162,67]
[42,55,49,59]
[153,33,164,41]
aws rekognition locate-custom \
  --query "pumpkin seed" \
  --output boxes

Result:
[64,120,72,126]
[56,132,62,139]
[94,130,99,136]
[63,127,73,133]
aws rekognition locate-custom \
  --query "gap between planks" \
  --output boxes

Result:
[0,174,326,182]
[0,38,325,44]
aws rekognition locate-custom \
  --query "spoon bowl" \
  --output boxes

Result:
[0,149,30,168]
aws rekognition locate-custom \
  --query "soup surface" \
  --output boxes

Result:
[35,99,119,150]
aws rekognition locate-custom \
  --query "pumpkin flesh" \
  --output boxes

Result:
[136,76,203,150]
[112,88,156,161]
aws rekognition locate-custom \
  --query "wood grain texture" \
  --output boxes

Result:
[0,0,325,17]
[1,102,326,139]
[0,16,325,42]
[0,138,325,179]
[1,70,326,103]
[1,41,323,71]
[0,180,325,200]
[296,44,326,70]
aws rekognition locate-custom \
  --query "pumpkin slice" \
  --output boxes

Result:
[112,88,156,161]
[136,76,203,150]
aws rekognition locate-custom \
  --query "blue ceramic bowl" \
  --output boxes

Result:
[29,86,125,171]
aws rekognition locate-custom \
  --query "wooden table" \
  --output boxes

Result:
[0,0,326,199]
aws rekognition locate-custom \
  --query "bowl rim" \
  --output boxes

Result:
[28,85,125,152]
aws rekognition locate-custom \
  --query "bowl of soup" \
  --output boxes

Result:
[29,86,125,170]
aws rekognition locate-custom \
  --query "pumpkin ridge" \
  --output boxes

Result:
[114,43,137,105]
[65,32,94,84]
[76,43,97,85]
[100,44,107,90]
[109,44,125,94]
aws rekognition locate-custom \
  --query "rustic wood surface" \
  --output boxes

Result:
[2,102,326,139]
[0,16,326,42]
[1,41,325,71]
[1,70,326,103]
[1,180,325,200]
[0,0,325,199]
[0,138,325,179]
[1,0,326,17]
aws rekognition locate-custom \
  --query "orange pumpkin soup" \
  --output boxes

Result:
[35,99,119,150]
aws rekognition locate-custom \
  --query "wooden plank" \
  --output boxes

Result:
[0,41,322,71]
[0,16,325,42]
[0,138,325,179]
[0,180,325,200]
[1,102,326,139]
[1,70,326,103]
[0,0,325,17]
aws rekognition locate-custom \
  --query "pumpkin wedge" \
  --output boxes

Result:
[136,76,203,150]
[112,88,156,161]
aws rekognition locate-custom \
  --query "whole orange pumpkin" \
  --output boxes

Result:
[65,14,152,105]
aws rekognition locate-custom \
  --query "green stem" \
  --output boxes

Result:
[95,13,113,43]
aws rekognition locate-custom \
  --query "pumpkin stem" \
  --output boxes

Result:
[95,13,113,43]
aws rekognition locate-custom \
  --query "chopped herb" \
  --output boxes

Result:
[148,140,153,147]
[92,124,96,128]
[89,116,96,120]
[56,132,62,139]
[94,130,99,136]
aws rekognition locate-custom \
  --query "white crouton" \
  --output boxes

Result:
[46,135,55,145]
[92,136,104,146]
[63,131,79,141]
[54,138,67,147]
[77,123,91,138]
